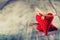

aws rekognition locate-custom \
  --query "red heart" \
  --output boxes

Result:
[36,13,57,35]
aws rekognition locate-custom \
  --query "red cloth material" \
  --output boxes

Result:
[36,13,58,35]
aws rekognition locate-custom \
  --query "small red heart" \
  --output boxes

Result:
[36,13,58,35]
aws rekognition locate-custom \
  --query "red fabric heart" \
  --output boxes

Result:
[36,13,58,35]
